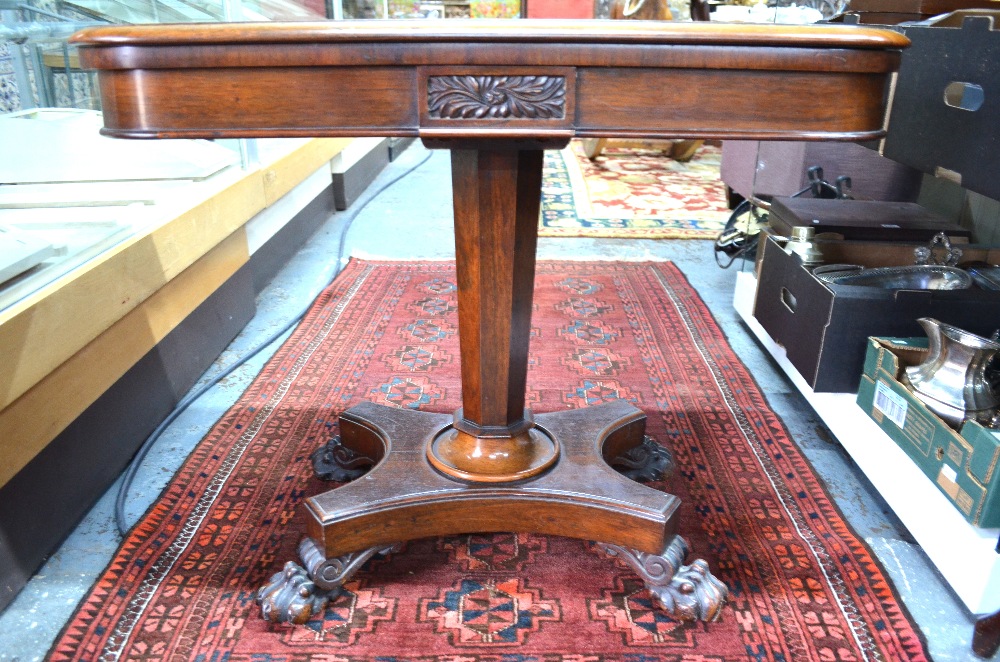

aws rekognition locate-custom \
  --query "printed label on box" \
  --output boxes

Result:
[873,375,938,457]
[874,380,908,428]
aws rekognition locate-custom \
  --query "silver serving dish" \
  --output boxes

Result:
[815,264,973,290]
[965,263,1000,291]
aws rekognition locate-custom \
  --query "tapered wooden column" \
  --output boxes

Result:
[427,146,559,482]
[452,148,539,429]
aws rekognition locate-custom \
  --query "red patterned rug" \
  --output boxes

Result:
[48,260,927,661]
[539,141,731,238]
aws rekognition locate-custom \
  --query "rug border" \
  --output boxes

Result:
[651,262,932,658]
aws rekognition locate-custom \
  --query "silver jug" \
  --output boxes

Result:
[903,317,1000,428]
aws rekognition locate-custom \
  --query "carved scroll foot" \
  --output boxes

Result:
[311,435,375,482]
[973,608,1000,658]
[256,538,398,624]
[610,435,674,482]
[256,559,335,625]
[598,536,727,623]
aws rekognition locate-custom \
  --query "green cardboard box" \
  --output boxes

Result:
[856,336,1000,528]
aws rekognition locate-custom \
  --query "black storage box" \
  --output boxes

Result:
[752,235,1000,393]
[768,197,971,243]
[883,11,1000,201]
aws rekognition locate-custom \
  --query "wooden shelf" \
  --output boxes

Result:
[734,270,1000,615]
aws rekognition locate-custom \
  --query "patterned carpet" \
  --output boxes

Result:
[49,261,927,661]
[540,141,731,238]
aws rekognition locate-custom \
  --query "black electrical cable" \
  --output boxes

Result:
[114,148,435,537]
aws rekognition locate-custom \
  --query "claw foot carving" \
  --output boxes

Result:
[311,435,375,482]
[256,538,399,624]
[598,536,727,622]
[611,435,674,482]
[257,559,334,625]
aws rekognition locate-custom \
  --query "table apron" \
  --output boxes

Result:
[93,65,892,141]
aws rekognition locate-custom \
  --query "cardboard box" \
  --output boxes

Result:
[752,235,1000,392]
[883,11,1000,201]
[857,336,1000,528]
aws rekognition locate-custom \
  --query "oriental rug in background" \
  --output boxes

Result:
[540,141,730,239]
[49,260,926,662]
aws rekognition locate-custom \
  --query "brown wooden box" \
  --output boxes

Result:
[851,11,933,23]
[767,197,971,242]
[720,140,922,202]
[850,0,998,15]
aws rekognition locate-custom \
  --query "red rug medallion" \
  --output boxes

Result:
[48,261,927,661]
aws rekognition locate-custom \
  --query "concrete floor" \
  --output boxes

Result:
[0,143,994,661]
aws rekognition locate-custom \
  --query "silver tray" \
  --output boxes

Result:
[814,264,973,290]
[966,264,1000,291]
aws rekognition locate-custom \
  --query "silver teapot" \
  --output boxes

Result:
[903,318,1000,429]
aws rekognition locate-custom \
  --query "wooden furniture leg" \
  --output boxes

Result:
[581,136,703,161]
[974,609,1000,659]
[582,137,610,159]
[255,142,727,625]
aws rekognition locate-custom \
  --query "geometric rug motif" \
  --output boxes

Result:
[563,378,641,408]
[47,260,929,662]
[439,533,547,573]
[540,140,730,239]
[562,347,631,377]
[588,576,698,647]
[281,581,397,645]
[384,343,452,373]
[417,578,561,646]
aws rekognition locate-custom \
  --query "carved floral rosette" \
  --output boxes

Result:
[427,75,566,119]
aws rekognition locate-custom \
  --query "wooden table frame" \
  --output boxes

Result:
[72,19,907,626]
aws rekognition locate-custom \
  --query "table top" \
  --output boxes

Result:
[72,19,908,48]
[71,20,908,142]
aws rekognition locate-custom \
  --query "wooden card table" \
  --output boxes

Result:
[72,19,908,626]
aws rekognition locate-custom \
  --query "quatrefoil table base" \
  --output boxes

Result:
[257,400,726,625]
[71,18,908,629]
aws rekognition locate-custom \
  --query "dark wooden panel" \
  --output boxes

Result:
[99,67,418,138]
[576,68,890,140]
[418,66,575,134]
